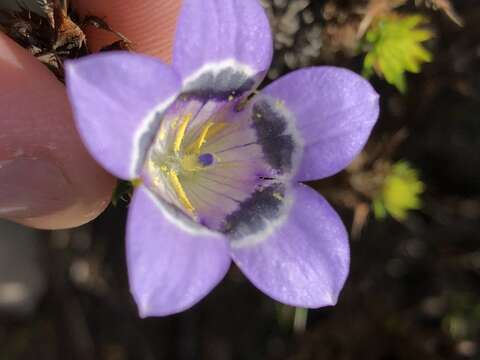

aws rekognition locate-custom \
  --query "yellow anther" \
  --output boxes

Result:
[173,113,192,153]
[167,169,195,214]
[191,122,215,151]
[203,122,226,143]
[187,121,226,153]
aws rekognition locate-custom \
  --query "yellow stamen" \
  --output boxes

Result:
[187,121,227,153]
[173,114,192,153]
[206,122,227,141]
[190,122,215,151]
[167,169,195,214]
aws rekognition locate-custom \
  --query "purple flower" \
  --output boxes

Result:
[65,0,379,317]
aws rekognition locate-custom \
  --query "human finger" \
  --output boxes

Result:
[0,34,116,229]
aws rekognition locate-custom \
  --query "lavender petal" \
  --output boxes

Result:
[262,67,380,181]
[65,52,181,180]
[126,186,231,317]
[230,183,350,308]
[173,0,273,92]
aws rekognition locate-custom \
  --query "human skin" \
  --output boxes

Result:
[0,0,182,229]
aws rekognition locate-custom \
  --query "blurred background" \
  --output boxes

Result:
[1,0,479,359]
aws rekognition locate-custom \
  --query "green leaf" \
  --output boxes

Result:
[373,161,425,221]
[362,14,434,92]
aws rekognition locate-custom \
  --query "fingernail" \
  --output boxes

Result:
[0,158,75,219]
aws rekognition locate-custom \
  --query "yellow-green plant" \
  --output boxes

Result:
[363,15,433,93]
[373,161,425,221]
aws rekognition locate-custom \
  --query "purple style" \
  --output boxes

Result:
[65,0,379,317]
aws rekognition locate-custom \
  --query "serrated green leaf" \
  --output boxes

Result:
[373,161,425,221]
[362,14,434,92]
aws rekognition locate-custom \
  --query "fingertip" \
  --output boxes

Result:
[73,0,182,62]
[0,33,116,229]
[10,190,114,230]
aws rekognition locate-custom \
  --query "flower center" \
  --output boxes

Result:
[142,94,300,239]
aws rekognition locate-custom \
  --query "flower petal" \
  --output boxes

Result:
[173,0,273,94]
[230,183,350,308]
[262,67,380,181]
[65,52,181,180]
[126,186,231,317]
